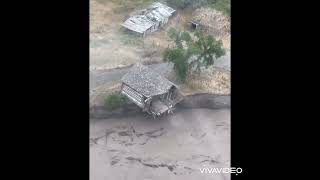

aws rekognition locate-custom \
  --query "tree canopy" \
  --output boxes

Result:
[163,28,225,82]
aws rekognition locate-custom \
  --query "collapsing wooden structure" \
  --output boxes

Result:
[120,63,183,117]
[121,2,175,36]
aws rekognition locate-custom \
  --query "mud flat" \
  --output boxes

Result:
[90,108,230,180]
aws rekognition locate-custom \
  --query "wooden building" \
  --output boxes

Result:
[121,2,175,36]
[120,63,183,117]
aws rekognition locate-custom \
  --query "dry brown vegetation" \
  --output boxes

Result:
[182,67,230,95]
[90,0,231,102]
[192,7,230,50]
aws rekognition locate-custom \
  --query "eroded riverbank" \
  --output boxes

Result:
[90,93,230,119]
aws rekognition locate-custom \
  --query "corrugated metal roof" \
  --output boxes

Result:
[121,2,175,34]
[121,63,175,97]
[149,2,175,14]
[121,15,155,34]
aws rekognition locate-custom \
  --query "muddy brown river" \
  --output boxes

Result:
[90,108,230,180]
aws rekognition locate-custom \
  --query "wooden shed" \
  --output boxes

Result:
[120,63,183,117]
[121,2,176,36]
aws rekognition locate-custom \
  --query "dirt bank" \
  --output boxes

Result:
[90,94,230,119]
[178,94,230,109]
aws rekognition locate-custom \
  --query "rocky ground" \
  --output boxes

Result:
[90,108,230,180]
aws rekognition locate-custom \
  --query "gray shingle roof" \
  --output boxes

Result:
[121,63,175,97]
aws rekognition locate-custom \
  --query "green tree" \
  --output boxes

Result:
[163,28,225,82]
[163,48,189,82]
[189,31,226,73]
[167,28,192,49]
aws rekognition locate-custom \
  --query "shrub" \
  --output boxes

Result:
[104,94,128,110]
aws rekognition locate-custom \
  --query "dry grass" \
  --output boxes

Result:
[90,82,122,106]
[192,7,230,49]
[90,0,169,70]
[179,67,230,96]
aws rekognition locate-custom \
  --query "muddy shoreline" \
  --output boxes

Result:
[90,93,230,119]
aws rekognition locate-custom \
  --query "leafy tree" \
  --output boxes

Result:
[163,48,189,82]
[167,28,192,49]
[189,31,226,73]
[163,28,225,82]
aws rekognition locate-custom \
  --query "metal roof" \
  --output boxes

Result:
[121,2,175,34]
[148,2,175,14]
[121,15,155,34]
[145,2,175,22]
[121,63,175,97]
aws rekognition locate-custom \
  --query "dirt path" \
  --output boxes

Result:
[90,108,230,180]
[90,62,174,91]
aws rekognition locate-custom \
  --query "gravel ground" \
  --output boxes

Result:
[90,108,230,180]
